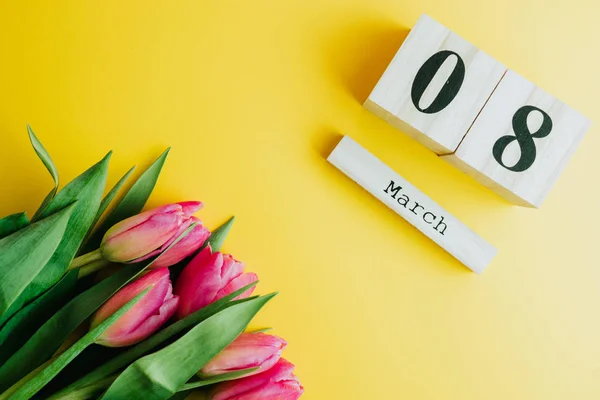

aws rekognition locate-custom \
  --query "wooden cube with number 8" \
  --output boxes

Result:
[441,70,591,208]
[364,14,506,154]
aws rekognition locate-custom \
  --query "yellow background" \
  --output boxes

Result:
[0,1,599,398]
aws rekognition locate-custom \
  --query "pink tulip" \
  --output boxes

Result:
[209,358,303,400]
[174,246,257,319]
[151,216,210,268]
[100,201,208,267]
[200,333,287,378]
[91,268,179,347]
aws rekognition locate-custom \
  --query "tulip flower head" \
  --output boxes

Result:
[151,216,210,268]
[91,268,178,347]
[200,332,287,378]
[209,358,304,400]
[100,201,208,267]
[174,246,258,319]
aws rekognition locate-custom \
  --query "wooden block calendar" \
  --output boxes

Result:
[365,14,591,208]
[364,14,506,154]
[328,136,497,273]
[442,70,591,207]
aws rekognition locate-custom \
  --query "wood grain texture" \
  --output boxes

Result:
[364,14,506,154]
[327,135,497,274]
[441,70,591,208]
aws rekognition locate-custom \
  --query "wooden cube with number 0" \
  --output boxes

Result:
[364,14,506,154]
[441,70,591,207]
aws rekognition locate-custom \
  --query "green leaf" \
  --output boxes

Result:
[0,213,29,239]
[27,125,59,191]
[0,355,56,400]
[83,166,136,244]
[0,271,77,364]
[82,148,169,253]
[0,152,112,328]
[207,216,235,252]
[33,188,58,223]
[180,368,258,391]
[45,367,256,400]
[102,294,276,400]
[28,126,60,222]
[0,204,75,317]
[7,289,149,400]
[56,282,260,398]
[0,222,197,392]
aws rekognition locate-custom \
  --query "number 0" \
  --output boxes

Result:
[411,50,466,114]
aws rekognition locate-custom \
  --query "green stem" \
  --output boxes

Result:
[69,249,102,270]
[77,259,112,279]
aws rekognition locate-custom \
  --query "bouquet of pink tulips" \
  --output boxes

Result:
[0,127,303,400]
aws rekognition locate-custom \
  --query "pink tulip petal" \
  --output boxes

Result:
[225,380,304,400]
[157,217,196,252]
[92,269,172,346]
[178,201,203,217]
[102,204,183,239]
[98,295,179,347]
[219,255,244,286]
[216,273,258,302]
[211,359,299,400]
[174,246,224,319]
[132,217,195,264]
[127,248,162,264]
[92,268,170,325]
[150,218,211,268]
[101,213,183,262]
[201,333,287,377]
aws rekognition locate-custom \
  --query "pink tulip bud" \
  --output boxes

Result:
[209,358,304,400]
[150,217,210,268]
[200,333,287,378]
[174,246,257,319]
[100,201,207,267]
[91,268,179,347]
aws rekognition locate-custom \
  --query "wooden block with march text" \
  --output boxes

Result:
[441,70,591,207]
[365,14,506,154]
[328,135,497,274]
